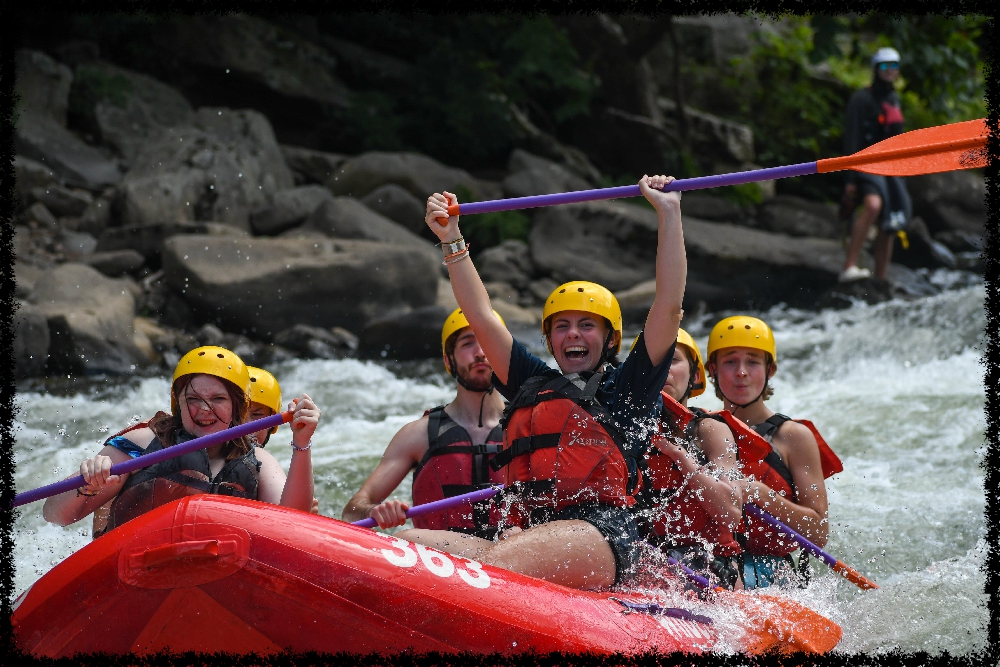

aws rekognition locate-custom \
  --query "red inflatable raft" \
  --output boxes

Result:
[13,496,841,655]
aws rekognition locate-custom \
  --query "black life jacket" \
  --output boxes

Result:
[489,371,639,528]
[410,406,504,538]
[96,429,260,538]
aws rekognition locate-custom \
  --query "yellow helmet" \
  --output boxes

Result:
[707,316,777,363]
[630,328,706,398]
[248,366,282,436]
[542,281,623,354]
[171,346,251,414]
[676,329,706,398]
[441,308,506,370]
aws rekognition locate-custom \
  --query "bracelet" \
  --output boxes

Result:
[291,439,313,452]
[443,245,471,265]
[441,237,466,256]
[77,487,99,497]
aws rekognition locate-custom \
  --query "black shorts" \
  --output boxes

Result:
[551,503,641,585]
[662,544,741,591]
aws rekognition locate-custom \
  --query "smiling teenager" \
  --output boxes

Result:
[42,346,320,537]
[413,174,686,591]
[706,317,841,588]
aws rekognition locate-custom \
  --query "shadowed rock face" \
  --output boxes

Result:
[908,171,986,236]
[29,263,146,375]
[161,235,439,337]
[117,108,294,230]
[326,151,491,201]
[14,301,50,379]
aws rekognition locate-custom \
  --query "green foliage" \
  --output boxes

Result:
[319,15,596,169]
[70,65,133,110]
[725,14,985,202]
[462,210,531,252]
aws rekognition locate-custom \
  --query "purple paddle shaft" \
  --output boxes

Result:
[456,162,818,215]
[667,556,714,589]
[12,411,290,508]
[352,485,504,528]
[744,503,836,567]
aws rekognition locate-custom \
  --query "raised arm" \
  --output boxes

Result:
[426,193,514,384]
[342,418,429,527]
[638,175,687,367]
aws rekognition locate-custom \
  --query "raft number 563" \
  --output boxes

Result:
[381,538,491,589]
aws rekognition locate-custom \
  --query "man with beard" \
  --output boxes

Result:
[342,309,508,539]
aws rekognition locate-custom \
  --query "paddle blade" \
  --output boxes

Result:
[832,561,880,590]
[729,591,843,654]
[818,118,988,176]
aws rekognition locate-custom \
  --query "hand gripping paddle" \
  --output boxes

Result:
[436,118,987,221]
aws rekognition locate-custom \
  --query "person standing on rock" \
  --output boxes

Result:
[404,174,685,591]
[342,308,508,537]
[705,316,842,588]
[840,46,912,282]
[43,346,320,537]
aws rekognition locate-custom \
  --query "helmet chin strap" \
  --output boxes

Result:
[594,329,616,371]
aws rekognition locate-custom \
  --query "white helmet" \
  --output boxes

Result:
[872,47,901,67]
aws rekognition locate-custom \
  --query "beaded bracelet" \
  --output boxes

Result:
[291,439,313,452]
[443,247,471,266]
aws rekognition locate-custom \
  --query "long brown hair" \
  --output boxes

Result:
[147,374,253,461]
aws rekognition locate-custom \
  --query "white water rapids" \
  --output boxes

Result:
[12,272,987,654]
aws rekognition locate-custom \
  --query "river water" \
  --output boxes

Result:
[12,271,987,655]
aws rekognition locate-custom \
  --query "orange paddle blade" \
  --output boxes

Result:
[817,118,988,176]
[728,591,843,654]
[832,561,879,590]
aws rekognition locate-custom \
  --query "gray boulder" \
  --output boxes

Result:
[274,324,357,359]
[280,145,348,185]
[476,239,535,290]
[306,197,436,257]
[677,192,747,224]
[14,300,50,379]
[358,305,452,360]
[29,263,147,374]
[361,183,427,233]
[161,235,439,336]
[251,185,334,235]
[327,151,488,201]
[14,155,60,206]
[14,117,122,191]
[79,61,194,168]
[98,221,248,265]
[79,249,146,277]
[658,97,756,164]
[15,49,73,126]
[529,201,659,292]
[117,108,294,230]
[29,184,93,217]
[502,149,591,198]
[78,191,114,236]
[757,195,840,238]
[26,202,58,229]
[57,230,99,256]
[909,171,986,236]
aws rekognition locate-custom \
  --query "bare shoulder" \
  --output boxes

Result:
[385,414,431,460]
[119,427,157,449]
[778,420,819,450]
[253,446,280,466]
[693,417,738,462]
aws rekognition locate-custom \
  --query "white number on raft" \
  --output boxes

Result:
[381,537,418,568]
[380,539,491,589]
[416,544,455,578]
[456,558,490,589]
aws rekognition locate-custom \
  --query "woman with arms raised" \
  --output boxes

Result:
[397,175,686,590]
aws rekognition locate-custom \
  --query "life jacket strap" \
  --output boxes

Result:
[489,433,561,470]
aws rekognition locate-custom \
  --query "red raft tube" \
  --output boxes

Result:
[12,496,840,656]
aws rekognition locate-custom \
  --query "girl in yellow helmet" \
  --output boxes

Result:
[417,174,687,590]
[43,347,321,535]
[706,316,842,588]
[639,329,745,590]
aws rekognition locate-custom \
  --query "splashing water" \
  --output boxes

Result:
[12,279,986,654]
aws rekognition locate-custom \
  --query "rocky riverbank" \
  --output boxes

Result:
[11,20,986,380]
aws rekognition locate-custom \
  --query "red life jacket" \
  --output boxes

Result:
[659,394,842,557]
[488,372,638,528]
[641,395,741,556]
[410,406,504,539]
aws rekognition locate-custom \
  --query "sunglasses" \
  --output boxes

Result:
[877,62,899,71]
